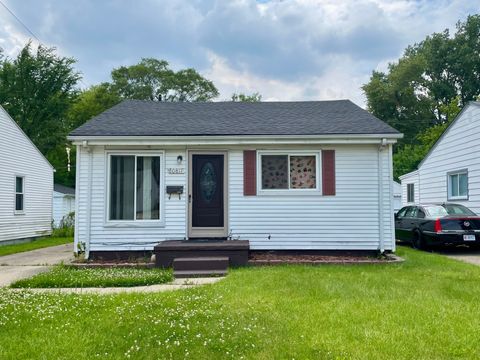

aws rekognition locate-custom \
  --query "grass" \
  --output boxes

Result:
[0,236,72,257]
[11,265,173,288]
[1,247,480,359]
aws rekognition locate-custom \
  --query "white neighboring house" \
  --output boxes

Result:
[0,105,54,244]
[53,184,75,227]
[68,100,402,258]
[400,101,480,213]
[393,181,402,213]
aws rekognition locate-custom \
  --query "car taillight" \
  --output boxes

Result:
[434,219,442,233]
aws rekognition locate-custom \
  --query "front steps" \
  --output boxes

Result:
[154,239,250,278]
[154,240,250,268]
[173,257,229,278]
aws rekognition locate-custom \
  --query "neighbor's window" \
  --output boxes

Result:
[407,183,414,203]
[109,155,161,221]
[261,154,317,190]
[448,171,468,199]
[15,176,24,212]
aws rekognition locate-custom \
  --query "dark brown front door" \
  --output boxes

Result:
[191,154,224,229]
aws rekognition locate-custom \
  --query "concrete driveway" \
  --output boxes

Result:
[0,243,73,287]
[434,246,480,266]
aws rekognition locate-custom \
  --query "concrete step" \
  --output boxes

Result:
[174,269,227,278]
[173,256,229,271]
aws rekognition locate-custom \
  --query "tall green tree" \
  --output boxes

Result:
[109,58,218,102]
[0,42,80,186]
[364,15,480,143]
[363,15,480,177]
[68,83,121,130]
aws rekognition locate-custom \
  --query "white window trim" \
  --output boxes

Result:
[406,183,415,204]
[104,150,165,227]
[256,150,322,195]
[447,169,468,201]
[14,175,25,215]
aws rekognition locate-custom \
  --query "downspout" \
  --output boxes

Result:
[377,139,387,254]
[85,142,93,259]
[73,145,81,254]
[388,144,395,252]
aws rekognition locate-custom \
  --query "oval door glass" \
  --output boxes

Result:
[200,162,216,203]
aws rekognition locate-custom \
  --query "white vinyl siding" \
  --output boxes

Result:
[53,192,75,227]
[400,171,419,206]
[400,104,480,214]
[75,143,394,253]
[0,107,53,243]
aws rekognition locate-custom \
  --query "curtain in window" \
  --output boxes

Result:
[136,156,160,220]
[110,156,135,220]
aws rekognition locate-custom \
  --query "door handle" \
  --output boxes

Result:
[188,194,192,203]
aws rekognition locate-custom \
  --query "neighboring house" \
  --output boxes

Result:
[393,181,402,213]
[0,105,54,244]
[68,100,402,258]
[53,184,75,227]
[400,101,480,213]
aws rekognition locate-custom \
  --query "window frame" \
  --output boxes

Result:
[406,183,415,203]
[14,175,25,214]
[447,169,468,201]
[105,150,165,227]
[256,150,321,195]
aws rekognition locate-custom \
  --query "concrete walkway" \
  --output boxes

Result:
[9,277,224,294]
[0,243,73,287]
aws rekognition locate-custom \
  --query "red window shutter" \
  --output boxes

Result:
[322,150,336,196]
[243,150,257,196]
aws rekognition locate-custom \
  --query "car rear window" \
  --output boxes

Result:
[443,204,476,216]
[424,206,448,217]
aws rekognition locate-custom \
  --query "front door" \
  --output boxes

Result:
[188,152,228,238]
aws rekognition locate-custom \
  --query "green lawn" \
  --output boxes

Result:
[0,237,72,257]
[1,247,480,359]
[11,265,173,288]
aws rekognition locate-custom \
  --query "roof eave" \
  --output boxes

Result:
[68,133,403,146]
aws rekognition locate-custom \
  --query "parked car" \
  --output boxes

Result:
[395,203,480,249]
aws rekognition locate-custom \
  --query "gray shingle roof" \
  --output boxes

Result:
[69,99,400,137]
[54,184,75,195]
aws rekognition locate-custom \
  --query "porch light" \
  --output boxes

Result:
[177,155,183,164]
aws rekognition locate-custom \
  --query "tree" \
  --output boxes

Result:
[109,58,218,102]
[392,97,461,179]
[67,83,121,130]
[0,42,80,186]
[363,15,480,177]
[231,92,262,102]
[364,15,480,146]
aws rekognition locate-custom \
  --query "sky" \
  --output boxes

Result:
[0,0,479,106]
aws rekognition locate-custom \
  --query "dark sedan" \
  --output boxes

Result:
[395,203,480,249]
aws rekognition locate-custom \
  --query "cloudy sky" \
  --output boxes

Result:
[0,0,479,106]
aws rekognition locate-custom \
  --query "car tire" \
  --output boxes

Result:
[412,231,427,250]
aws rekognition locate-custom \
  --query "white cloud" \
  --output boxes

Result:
[0,0,478,105]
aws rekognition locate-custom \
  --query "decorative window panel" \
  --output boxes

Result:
[261,155,288,189]
[260,153,318,191]
[290,156,316,189]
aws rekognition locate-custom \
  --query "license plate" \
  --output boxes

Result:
[464,235,476,241]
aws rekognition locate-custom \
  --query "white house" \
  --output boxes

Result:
[393,181,402,213]
[68,100,402,259]
[53,184,75,227]
[0,105,54,244]
[400,101,480,213]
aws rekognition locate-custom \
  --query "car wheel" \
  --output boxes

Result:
[412,231,427,250]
